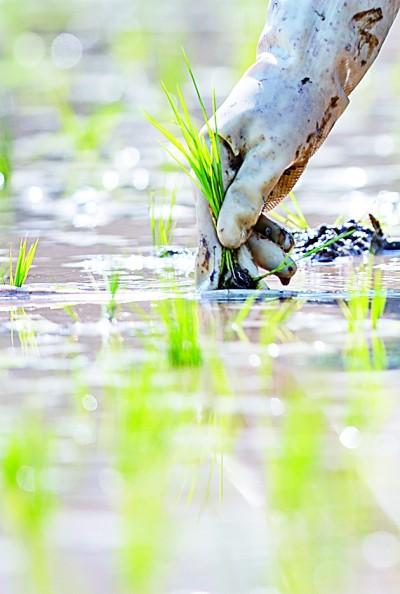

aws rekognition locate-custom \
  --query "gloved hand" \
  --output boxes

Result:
[196,0,400,290]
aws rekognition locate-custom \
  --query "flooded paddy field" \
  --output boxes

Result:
[1,2,400,593]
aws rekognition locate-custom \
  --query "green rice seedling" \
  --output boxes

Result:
[105,270,121,321]
[256,228,356,283]
[147,52,237,283]
[340,258,387,333]
[0,127,12,193]
[158,298,202,367]
[10,307,38,353]
[103,358,191,594]
[230,293,301,345]
[149,188,176,248]
[0,263,8,283]
[9,238,39,287]
[233,0,268,73]
[58,101,122,153]
[112,26,187,91]
[0,418,55,594]
[370,268,387,330]
[260,300,303,345]
[270,191,309,231]
[231,294,258,342]
[340,258,388,372]
[63,305,80,323]
[268,382,373,594]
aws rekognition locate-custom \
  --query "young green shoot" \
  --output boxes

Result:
[0,127,12,193]
[271,191,309,231]
[146,51,236,279]
[150,188,176,248]
[9,239,39,287]
[158,298,202,368]
[58,101,122,153]
[340,258,387,332]
[106,270,121,321]
[340,258,388,372]
[255,228,356,284]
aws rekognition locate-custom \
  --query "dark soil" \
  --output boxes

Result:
[294,215,400,262]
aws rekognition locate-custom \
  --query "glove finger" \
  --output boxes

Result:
[219,136,243,190]
[217,143,286,249]
[236,243,261,280]
[247,233,297,286]
[195,187,223,291]
[254,214,295,253]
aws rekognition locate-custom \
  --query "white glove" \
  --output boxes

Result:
[196,0,400,290]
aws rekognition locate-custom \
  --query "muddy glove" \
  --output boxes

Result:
[196,0,400,290]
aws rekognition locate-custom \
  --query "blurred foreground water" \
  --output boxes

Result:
[1,1,400,593]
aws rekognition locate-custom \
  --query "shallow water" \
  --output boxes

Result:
[1,2,400,594]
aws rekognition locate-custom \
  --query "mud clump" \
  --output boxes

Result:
[220,264,259,290]
[294,216,400,262]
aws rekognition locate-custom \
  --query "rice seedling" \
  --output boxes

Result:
[9,238,39,287]
[255,228,356,283]
[340,258,387,333]
[58,100,122,153]
[260,299,302,345]
[268,382,371,594]
[233,0,268,73]
[370,268,387,330]
[147,51,241,285]
[270,191,309,231]
[0,126,12,193]
[340,258,388,372]
[230,294,258,342]
[149,188,176,248]
[0,263,8,283]
[0,418,55,594]
[10,307,38,352]
[112,26,187,90]
[102,358,188,594]
[157,298,202,367]
[63,305,80,323]
[105,270,121,321]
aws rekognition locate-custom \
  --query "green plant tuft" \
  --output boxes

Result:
[9,238,39,287]
[146,51,236,280]
[0,127,12,193]
[58,101,122,153]
[158,298,202,368]
[150,188,177,248]
[271,191,309,231]
[106,270,121,321]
